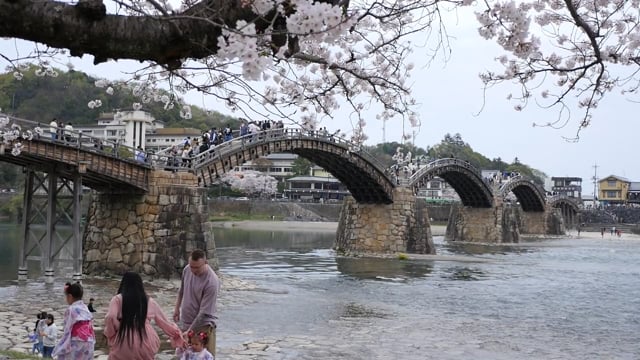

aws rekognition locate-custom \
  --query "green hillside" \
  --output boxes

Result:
[365,133,546,185]
[0,65,239,130]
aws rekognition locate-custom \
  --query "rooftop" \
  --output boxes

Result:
[599,175,630,182]
[551,177,582,181]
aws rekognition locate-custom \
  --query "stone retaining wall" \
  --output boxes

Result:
[83,170,210,278]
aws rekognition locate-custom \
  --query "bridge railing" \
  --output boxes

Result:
[152,127,389,176]
[548,194,583,207]
[153,129,247,157]
[497,174,524,192]
[0,113,151,166]
[405,158,480,186]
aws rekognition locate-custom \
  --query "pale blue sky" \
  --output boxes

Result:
[1,8,636,196]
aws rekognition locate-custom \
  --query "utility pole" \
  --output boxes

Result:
[592,163,599,202]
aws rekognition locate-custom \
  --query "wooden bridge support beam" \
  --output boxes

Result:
[18,171,84,283]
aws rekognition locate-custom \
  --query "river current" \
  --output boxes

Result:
[213,228,640,359]
[1,223,638,359]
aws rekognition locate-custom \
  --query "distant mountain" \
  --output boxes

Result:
[0,65,240,131]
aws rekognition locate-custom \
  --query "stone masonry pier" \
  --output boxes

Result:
[335,188,435,255]
[446,201,565,243]
[518,206,565,236]
[83,170,212,278]
[446,202,519,243]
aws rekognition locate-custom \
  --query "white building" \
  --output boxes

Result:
[416,177,460,202]
[235,153,298,181]
[145,127,202,153]
[72,110,206,154]
[74,110,159,149]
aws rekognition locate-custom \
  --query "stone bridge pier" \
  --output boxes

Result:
[445,199,519,243]
[446,199,565,243]
[335,188,435,255]
[517,205,565,236]
[82,171,214,278]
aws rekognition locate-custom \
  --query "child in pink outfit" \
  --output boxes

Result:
[176,330,215,360]
[52,282,95,360]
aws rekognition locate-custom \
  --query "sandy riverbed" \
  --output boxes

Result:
[210,220,448,236]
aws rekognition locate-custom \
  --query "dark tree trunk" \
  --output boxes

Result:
[0,0,256,66]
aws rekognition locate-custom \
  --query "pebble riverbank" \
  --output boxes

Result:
[0,274,335,359]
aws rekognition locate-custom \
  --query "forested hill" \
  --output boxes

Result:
[365,133,547,185]
[0,65,239,130]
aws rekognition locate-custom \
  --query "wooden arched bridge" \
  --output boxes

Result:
[0,113,574,280]
[1,113,553,210]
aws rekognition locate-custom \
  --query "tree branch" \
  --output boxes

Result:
[0,0,257,66]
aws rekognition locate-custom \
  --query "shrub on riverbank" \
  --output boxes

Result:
[0,194,21,220]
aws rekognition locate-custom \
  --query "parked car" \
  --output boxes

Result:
[235,197,250,201]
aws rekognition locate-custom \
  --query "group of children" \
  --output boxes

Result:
[27,285,214,359]
[27,311,56,357]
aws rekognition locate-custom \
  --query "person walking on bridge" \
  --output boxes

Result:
[48,118,57,140]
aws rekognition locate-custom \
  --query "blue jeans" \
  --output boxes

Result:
[42,346,54,358]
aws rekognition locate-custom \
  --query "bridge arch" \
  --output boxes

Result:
[548,195,581,228]
[189,129,396,204]
[407,159,493,208]
[499,176,546,212]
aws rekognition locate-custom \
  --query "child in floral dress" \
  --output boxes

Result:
[52,282,95,359]
[176,329,215,360]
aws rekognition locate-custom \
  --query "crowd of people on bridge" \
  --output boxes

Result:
[48,118,75,143]
[159,119,287,169]
[483,171,522,187]
[28,249,220,360]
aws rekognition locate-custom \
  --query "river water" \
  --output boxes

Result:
[1,223,639,359]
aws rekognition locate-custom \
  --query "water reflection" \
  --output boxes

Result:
[439,241,534,256]
[214,228,333,251]
[0,223,20,279]
[0,222,83,281]
[335,257,433,282]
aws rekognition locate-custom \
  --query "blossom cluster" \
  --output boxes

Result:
[93,0,424,140]
[4,0,640,137]
[219,170,278,196]
[0,119,25,156]
[471,0,640,131]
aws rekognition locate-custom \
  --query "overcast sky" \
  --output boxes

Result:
[1,7,636,196]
